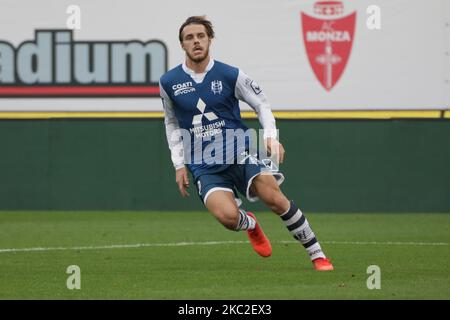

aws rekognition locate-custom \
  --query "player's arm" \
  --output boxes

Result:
[160,83,190,197]
[234,70,285,164]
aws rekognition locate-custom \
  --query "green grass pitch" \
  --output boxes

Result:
[0,211,449,299]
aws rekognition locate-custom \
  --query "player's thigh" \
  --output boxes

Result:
[251,174,289,209]
[205,190,240,222]
[250,173,280,196]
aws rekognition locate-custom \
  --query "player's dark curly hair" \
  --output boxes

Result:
[179,16,215,42]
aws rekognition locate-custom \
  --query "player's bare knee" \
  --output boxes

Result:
[220,215,239,230]
[216,209,239,230]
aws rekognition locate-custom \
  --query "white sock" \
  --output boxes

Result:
[280,201,326,261]
[235,209,256,231]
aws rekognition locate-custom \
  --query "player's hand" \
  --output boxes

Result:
[175,167,190,197]
[264,138,285,164]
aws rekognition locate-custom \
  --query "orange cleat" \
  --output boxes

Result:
[313,257,334,271]
[246,212,272,258]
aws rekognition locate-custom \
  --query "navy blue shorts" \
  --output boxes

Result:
[194,161,284,206]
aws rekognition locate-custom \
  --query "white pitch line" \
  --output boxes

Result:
[0,240,449,254]
[0,241,248,253]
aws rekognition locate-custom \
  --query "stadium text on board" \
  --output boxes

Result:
[0,30,168,97]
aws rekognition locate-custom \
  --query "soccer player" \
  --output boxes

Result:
[160,16,333,271]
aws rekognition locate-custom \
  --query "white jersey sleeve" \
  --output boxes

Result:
[234,70,278,140]
[160,83,185,169]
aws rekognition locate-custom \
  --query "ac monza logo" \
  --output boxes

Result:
[301,1,356,91]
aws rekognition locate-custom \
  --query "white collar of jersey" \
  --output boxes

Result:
[182,58,215,84]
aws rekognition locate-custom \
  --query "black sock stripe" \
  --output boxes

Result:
[281,200,298,221]
[302,237,317,248]
[243,212,252,229]
[237,212,246,229]
[243,216,250,229]
[287,214,306,231]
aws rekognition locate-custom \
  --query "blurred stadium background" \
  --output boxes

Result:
[0,0,449,299]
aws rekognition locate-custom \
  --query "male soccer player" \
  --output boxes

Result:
[160,16,333,271]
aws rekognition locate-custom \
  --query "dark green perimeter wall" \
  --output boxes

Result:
[0,119,449,212]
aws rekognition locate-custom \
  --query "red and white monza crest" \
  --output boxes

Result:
[301,1,356,91]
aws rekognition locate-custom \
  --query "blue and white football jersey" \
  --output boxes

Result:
[160,59,277,179]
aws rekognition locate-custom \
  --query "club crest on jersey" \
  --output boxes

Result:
[211,80,223,95]
[172,81,195,96]
[301,1,356,91]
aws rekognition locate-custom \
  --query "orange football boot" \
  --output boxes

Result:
[246,212,272,257]
[313,257,334,271]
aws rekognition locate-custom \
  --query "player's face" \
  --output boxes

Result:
[181,24,211,63]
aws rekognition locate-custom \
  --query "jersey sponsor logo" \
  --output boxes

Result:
[172,81,196,96]
[192,98,218,126]
[189,120,225,139]
[189,98,224,138]
[0,29,167,97]
[301,1,356,91]
[211,80,222,95]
